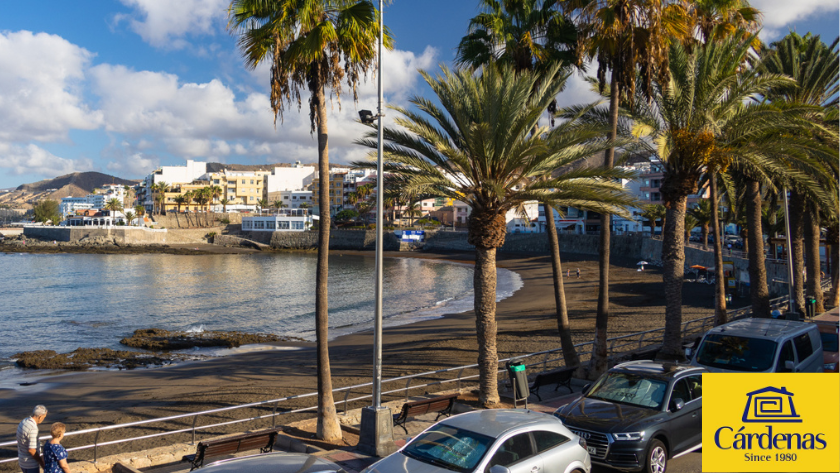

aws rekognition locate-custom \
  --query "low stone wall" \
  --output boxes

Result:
[23,226,168,244]
[261,229,401,251]
[423,231,645,256]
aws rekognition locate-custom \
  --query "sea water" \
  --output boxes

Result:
[0,252,522,364]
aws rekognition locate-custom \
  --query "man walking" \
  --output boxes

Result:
[17,405,47,473]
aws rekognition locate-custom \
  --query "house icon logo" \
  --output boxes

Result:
[742,386,802,423]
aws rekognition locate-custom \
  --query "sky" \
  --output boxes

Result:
[0,0,838,189]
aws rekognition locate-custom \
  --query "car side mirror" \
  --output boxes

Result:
[785,360,795,371]
[671,398,685,411]
[489,466,512,473]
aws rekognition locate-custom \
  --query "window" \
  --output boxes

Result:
[697,334,778,372]
[669,379,691,410]
[250,196,254,201]
[684,374,702,400]
[777,341,795,372]
[254,220,265,229]
[278,221,290,230]
[251,180,255,184]
[241,180,246,184]
[532,431,568,453]
[793,333,814,361]
[292,221,304,230]
[267,221,276,229]
[487,433,535,469]
[213,179,220,184]
[284,196,289,200]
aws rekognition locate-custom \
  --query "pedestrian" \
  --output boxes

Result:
[566,269,570,277]
[576,268,580,279]
[17,405,48,473]
[43,423,71,473]
[727,243,732,255]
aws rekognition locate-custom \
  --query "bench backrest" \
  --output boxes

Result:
[535,368,575,384]
[200,431,275,459]
[401,394,458,417]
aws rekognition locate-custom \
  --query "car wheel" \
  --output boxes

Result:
[645,439,668,473]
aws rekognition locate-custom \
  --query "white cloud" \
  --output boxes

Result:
[0,144,93,177]
[0,31,103,144]
[753,0,840,38]
[105,152,159,177]
[116,0,228,49]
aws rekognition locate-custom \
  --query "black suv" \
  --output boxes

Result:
[553,361,705,473]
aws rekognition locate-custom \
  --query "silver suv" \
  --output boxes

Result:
[690,318,824,373]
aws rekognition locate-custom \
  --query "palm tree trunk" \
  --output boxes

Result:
[702,225,709,251]
[544,203,579,368]
[661,193,688,359]
[312,69,341,442]
[804,205,824,314]
[746,180,771,318]
[789,190,806,315]
[474,246,500,407]
[591,70,619,377]
[711,174,727,325]
[828,225,839,307]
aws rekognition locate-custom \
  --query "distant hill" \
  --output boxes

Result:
[16,172,137,193]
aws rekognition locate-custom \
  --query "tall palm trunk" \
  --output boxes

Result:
[828,225,839,307]
[701,224,709,251]
[591,71,619,377]
[804,206,824,314]
[789,190,806,314]
[746,180,771,317]
[544,203,579,368]
[474,246,500,406]
[312,66,341,442]
[710,174,727,325]
[468,211,506,406]
[661,194,688,358]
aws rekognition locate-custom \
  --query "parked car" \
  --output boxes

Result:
[553,361,705,473]
[811,308,839,372]
[362,409,590,473]
[689,318,824,373]
[201,452,344,472]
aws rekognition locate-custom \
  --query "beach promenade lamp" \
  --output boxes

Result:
[358,0,396,459]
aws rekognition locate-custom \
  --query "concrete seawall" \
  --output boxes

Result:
[23,226,168,244]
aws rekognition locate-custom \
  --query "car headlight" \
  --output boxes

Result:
[578,437,587,451]
[825,363,838,371]
[613,432,645,441]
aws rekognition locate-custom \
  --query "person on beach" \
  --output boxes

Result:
[17,405,47,473]
[576,268,580,279]
[43,423,71,473]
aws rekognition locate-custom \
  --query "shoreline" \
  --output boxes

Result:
[0,249,719,468]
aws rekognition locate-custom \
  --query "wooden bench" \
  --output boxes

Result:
[393,393,460,434]
[181,428,279,470]
[528,367,576,401]
[629,346,661,361]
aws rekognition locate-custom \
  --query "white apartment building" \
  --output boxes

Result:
[142,160,208,212]
[273,190,313,209]
[265,162,316,194]
[59,185,128,217]
[59,197,95,217]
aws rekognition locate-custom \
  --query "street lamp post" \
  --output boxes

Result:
[358,0,396,457]
[783,189,797,315]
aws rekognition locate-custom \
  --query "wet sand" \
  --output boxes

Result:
[0,250,719,467]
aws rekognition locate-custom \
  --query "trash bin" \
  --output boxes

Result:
[805,297,816,318]
[506,361,529,408]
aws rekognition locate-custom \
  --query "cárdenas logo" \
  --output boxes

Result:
[703,374,839,472]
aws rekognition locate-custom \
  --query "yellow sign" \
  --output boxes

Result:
[703,373,840,472]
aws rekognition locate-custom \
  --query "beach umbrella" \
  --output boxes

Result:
[690,265,706,270]
[637,261,649,266]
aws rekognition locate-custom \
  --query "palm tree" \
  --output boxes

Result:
[228,0,389,441]
[456,0,586,369]
[104,198,123,225]
[688,199,714,250]
[561,0,690,374]
[209,185,224,212]
[220,198,231,213]
[257,198,269,214]
[686,0,761,45]
[641,204,666,237]
[153,181,169,215]
[354,65,634,405]
[629,36,811,355]
[761,32,839,315]
[124,211,135,226]
[173,195,187,213]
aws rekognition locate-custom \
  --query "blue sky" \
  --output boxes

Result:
[0,0,837,189]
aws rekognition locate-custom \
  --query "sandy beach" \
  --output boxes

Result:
[0,249,718,467]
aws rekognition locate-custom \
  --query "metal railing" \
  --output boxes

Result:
[0,282,829,464]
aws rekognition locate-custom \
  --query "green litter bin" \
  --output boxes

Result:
[506,361,529,408]
[805,297,816,318]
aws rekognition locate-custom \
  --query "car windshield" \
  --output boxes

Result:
[586,372,668,409]
[819,331,838,352]
[401,425,494,472]
[696,334,777,372]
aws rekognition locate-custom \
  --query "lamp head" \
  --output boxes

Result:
[359,110,375,124]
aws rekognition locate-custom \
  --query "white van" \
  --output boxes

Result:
[690,318,823,373]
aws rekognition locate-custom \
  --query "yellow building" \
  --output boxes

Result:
[161,170,271,213]
[311,172,346,215]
